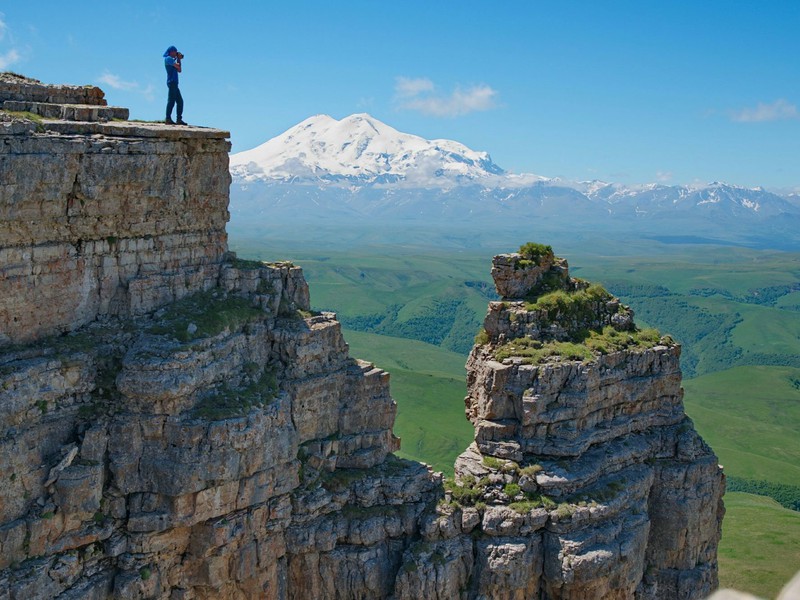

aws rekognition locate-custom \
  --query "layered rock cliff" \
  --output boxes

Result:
[0,72,228,345]
[0,78,723,599]
[396,245,725,599]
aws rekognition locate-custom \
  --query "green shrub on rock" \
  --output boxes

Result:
[518,242,554,264]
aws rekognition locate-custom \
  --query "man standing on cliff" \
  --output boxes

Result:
[163,46,187,125]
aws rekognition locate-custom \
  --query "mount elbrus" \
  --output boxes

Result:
[1,76,723,599]
[229,113,800,247]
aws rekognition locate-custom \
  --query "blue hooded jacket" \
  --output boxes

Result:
[164,46,179,84]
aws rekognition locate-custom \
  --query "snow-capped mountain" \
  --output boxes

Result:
[576,180,796,218]
[229,113,800,248]
[230,113,546,187]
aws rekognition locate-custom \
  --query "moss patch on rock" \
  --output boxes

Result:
[148,290,263,342]
[193,368,278,420]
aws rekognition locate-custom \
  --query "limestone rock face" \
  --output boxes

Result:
[491,251,564,299]
[396,250,725,600]
[0,75,229,345]
[0,79,437,599]
[0,79,723,600]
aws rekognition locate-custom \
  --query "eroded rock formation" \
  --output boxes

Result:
[396,250,725,599]
[0,77,723,599]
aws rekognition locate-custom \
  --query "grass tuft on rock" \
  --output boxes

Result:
[494,326,666,365]
[443,475,488,507]
[509,495,556,513]
[148,290,263,342]
[524,284,613,317]
[193,368,278,420]
[495,338,594,364]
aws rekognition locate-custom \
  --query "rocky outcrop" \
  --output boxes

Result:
[0,272,440,598]
[395,249,725,599]
[0,77,723,599]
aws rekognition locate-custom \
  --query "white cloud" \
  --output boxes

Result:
[656,170,673,182]
[731,99,799,123]
[394,77,498,118]
[97,72,155,102]
[395,77,434,98]
[0,14,21,70]
[98,72,139,91]
[0,48,19,69]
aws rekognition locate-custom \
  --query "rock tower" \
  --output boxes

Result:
[0,77,723,599]
[392,246,725,598]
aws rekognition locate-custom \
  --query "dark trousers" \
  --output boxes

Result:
[166,82,183,120]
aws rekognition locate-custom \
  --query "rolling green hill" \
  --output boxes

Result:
[683,366,800,487]
[719,492,800,598]
[342,329,472,475]
[299,252,490,354]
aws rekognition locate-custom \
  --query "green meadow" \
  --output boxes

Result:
[230,233,800,595]
[719,493,800,598]
[683,366,800,486]
[342,330,471,475]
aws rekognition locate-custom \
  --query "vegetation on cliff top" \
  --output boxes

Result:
[516,242,554,269]
[523,283,613,315]
[494,326,664,364]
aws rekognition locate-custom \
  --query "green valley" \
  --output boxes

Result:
[230,232,800,596]
[719,493,800,598]
[683,366,800,488]
[341,329,471,475]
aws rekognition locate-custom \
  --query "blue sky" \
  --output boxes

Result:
[2,1,798,189]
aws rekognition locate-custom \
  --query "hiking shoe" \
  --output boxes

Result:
[176,118,188,125]
[165,117,175,125]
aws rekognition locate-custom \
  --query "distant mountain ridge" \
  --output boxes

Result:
[229,114,800,248]
[580,180,798,219]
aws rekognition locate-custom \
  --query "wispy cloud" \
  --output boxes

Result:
[394,76,498,118]
[98,72,139,91]
[356,96,375,109]
[0,14,21,70]
[140,84,155,102]
[730,99,799,123]
[395,77,435,98]
[655,170,673,182]
[0,48,19,69]
[97,71,155,101]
